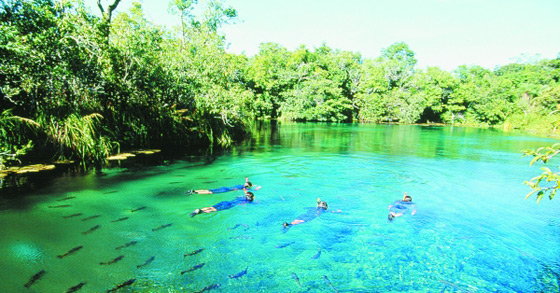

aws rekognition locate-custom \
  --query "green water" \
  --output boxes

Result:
[1,123,559,292]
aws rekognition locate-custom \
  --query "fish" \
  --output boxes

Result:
[194,283,220,293]
[275,241,295,248]
[323,275,338,293]
[81,215,101,221]
[24,269,46,288]
[181,263,205,274]
[107,279,135,292]
[100,255,124,265]
[228,266,248,279]
[229,235,253,240]
[136,256,155,268]
[438,280,469,292]
[82,225,101,235]
[63,213,83,219]
[184,248,204,257]
[103,190,118,194]
[57,196,76,202]
[57,246,83,259]
[201,180,217,184]
[111,217,129,223]
[49,204,71,208]
[130,206,146,212]
[152,223,172,231]
[115,241,137,250]
[169,181,182,185]
[311,248,322,259]
[228,223,249,231]
[292,272,302,287]
[66,282,86,293]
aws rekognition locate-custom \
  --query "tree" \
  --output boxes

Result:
[377,42,417,90]
[523,143,560,203]
[168,0,197,41]
[97,0,122,41]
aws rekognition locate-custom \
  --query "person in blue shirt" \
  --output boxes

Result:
[188,177,260,195]
[283,198,338,230]
[190,189,255,217]
[388,192,416,221]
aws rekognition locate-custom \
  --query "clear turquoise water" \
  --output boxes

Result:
[1,123,559,292]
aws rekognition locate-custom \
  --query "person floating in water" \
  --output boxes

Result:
[188,177,260,195]
[283,198,340,230]
[190,189,255,217]
[388,192,417,221]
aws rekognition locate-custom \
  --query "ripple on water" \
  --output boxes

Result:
[10,242,44,264]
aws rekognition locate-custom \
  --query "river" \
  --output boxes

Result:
[1,122,559,292]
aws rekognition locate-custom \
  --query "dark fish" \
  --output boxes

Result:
[228,223,249,231]
[103,190,118,194]
[115,241,137,250]
[169,181,182,185]
[107,279,135,292]
[201,180,217,184]
[229,235,253,240]
[152,223,172,231]
[57,196,76,202]
[81,215,101,221]
[100,255,124,265]
[228,266,248,279]
[57,246,83,259]
[184,248,204,257]
[292,272,302,287]
[130,206,146,212]
[136,256,155,268]
[66,282,86,293]
[311,248,322,259]
[275,241,295,248]
[111,217,129,223]
[63,213,83,219]
[82,225,101,235]
[49,204,71,208]
[181,263,205,274]
[323,275,338,293]
[24,269,46,288]
[194,283,220,293]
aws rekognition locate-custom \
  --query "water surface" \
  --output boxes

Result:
[1,123,559,292]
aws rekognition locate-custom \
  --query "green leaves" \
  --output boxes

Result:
[523,143,560,203]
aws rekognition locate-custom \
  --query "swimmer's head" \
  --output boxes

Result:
[245,191,255,201]
[317,201,328,210]
[243,177,253,188]
[403,195,412,202]
[388,213,395,221]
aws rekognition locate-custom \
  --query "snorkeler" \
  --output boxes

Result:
[190,189,255,217]
[188,177,260,195]
[282,198,339,230]
[387,192,417,221]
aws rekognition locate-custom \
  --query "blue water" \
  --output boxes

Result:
[1,123,559,292]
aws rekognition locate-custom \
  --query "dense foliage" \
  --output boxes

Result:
[1,0,559,167]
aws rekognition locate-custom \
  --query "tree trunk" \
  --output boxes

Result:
[97,0,122,42]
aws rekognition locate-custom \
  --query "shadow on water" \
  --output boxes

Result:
[0,147,226,210]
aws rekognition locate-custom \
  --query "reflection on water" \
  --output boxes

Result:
[0,122,559,292]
